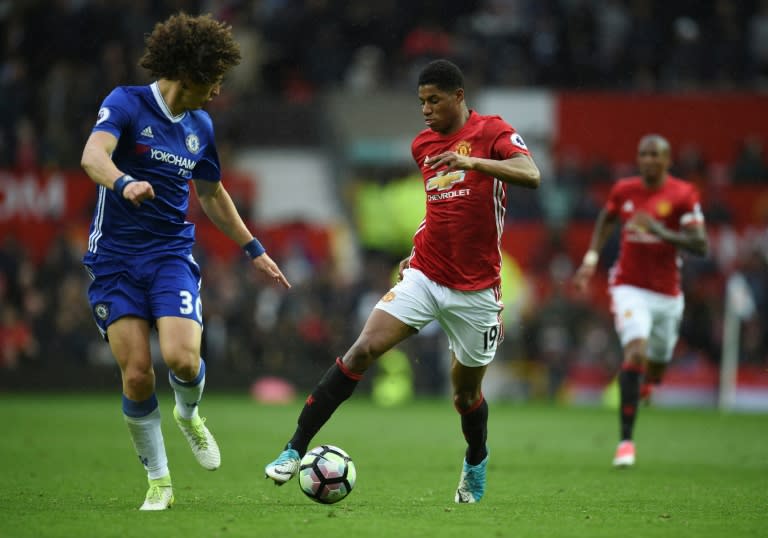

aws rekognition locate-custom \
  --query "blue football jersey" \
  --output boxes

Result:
[85,82,221,259]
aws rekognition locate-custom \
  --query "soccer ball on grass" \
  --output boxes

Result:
[298,445,356,504]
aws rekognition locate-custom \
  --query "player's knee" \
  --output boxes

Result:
[622,343,646,368]
[453,391,481,413]
[164,348,199,380]
[623,353,644,369]
[345,340,380,371]
[122,367,154,396]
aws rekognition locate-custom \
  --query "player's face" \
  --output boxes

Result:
[180,78,223,110]
[418,85,464,134]
[637,141,670,181]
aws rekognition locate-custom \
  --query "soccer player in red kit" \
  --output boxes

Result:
[573,134,708,468]
[265,59,540,502]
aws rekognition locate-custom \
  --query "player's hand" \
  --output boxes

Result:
[251,252,291,288]
[123,181,155,207]
[626,211,660,235]
[426,151,474,171]
[397,257,410,282]
[572,263,596,293]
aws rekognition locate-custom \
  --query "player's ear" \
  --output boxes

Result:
[179,78,196,91]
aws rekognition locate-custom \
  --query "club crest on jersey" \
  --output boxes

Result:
[656,199,671,217]
[622,200,634,213]
[426,170,466,191]
[94,303,109,320]
[185,133,200,154]
[381,291,395,303]
[96,107,110,125]
[454,140,472,156]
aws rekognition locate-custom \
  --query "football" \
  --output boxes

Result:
[298,445,356,504]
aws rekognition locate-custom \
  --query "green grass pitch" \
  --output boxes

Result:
[1,393,766,538]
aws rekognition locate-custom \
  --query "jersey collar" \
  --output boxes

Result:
[151,81,187,123]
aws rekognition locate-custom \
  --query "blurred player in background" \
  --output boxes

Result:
[265,59,540,503]
[80,12,290,510]
[573,134,708,468]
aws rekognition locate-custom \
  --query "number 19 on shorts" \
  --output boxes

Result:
[483,325,500,351]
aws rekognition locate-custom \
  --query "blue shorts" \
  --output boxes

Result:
[84,252,203,340]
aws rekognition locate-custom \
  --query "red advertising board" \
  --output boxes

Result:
[556,93,768,166]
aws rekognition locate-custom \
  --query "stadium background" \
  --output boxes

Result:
[1,0,767,411]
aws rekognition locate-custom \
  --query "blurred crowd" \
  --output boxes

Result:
[2,155,767,399]
[3,0,768,168]
[2,0,768,398]
[0,227,455,394]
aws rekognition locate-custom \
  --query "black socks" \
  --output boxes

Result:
[619,368,642,441]
[287,358,361,456]
[459,397,488,465]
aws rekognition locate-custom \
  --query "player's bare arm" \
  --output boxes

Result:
[81,131,155,207]
[627,211,709,256]
[397,256,411,281]
[426,152,540,188]
[193,180,291,288]
[573,209,619,291]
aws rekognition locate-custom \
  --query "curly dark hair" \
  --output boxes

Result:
[139,12,241,85]
[417,59,464,92]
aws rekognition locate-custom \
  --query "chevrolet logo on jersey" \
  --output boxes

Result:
[426,170,466,191]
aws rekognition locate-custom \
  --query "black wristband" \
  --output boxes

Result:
[243,238,266,259]
[113,175,135,198]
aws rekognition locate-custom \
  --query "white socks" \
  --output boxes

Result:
[123,396,169,480]
[169,358,206,420]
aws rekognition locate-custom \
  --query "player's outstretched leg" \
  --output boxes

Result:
[455,452,489,503]
[264,444,301,485]
[139,474,174,511]
[265,358,361,485]
[170,360,221,470]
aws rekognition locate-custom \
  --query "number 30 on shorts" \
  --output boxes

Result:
[483,325,500,351]
[179,290,203,322]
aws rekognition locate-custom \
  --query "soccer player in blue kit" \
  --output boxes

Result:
[80,12,290,510]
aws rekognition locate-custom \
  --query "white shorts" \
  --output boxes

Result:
[375,268,504,367]
[609,284,685,362]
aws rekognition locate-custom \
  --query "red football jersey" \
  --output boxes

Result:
[605,175,704,296]
[408,111,530,291]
